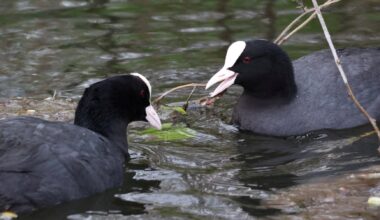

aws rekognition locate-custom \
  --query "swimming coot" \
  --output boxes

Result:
[0,73,161,213]
[206,40,380,136]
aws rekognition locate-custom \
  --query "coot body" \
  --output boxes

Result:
[206,40,380,136]
[0,117,123,212]
[0,73,161,212]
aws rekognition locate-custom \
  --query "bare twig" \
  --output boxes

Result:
[183,86,197,111]
[274,0,341,45]
[274,10,309,44]
[277,11,317,45]
[52,90,57,100]
[311,0,380,152]
[153,83,206,104]
[199,92,224,106]
[295,0,308,11]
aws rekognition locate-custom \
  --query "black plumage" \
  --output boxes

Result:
[0,74,160,212]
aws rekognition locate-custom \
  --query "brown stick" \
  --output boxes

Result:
[153,83,206,104]
[311,0,380,153]
[183,86,197,111]
[274,10,309,44]
[277,11,317,45]
[274,0,341,45]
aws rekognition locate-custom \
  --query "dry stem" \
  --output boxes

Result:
[153,83,206,104]
[311,0,380,152]
[277,11,317,45]
[183,86,197,111]
[274,0,341,45]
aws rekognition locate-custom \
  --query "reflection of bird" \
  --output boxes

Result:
[206,40,380,136]
[0,73,161,213]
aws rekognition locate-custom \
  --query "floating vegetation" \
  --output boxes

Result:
[0,97,75,121]
[139,123,196,141]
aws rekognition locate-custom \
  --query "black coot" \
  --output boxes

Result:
[0,73,161,213]
[206,40,380,136]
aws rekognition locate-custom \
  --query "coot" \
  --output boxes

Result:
[0,73,161,213]
[206,40,380,136]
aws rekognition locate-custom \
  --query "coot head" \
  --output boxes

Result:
[74,73,161,154]
[206,40,297,99]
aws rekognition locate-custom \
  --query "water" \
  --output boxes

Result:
[0,0,380,219]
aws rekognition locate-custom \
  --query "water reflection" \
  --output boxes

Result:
[232,126,380,217]
[236,126,380,186]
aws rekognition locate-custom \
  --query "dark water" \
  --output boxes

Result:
[1,0,380,219]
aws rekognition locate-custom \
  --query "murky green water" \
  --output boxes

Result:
[1,0,380,219]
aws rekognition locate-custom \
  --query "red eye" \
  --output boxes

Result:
[243,56,252,64]
[139,90,145,97]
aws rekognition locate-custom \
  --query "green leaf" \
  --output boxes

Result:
[160,105,187,115]
[139,123,196,141]
[172,107,187,115]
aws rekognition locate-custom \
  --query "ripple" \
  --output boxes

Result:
[118,52,151,60]
[117,193,254,219]
[61,1,87,8]
[133,169,182,181]
[117,192,199,207]
[179,26,224,33]
[175,12,225,21]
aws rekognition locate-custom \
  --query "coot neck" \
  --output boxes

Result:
[74,112,130,156]
[241,78,297,103]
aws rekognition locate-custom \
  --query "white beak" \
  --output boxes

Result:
[206,68,238,97]
[145,105,162,130]
[206,41,246,97]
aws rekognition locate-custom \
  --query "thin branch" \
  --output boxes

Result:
[274,10,309,44]
[274,0,341,45]
[52,90,57,100]
[277,11,317,45]
[153,83,206,104]
[183,86,197,111]
[311,0,380,153]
